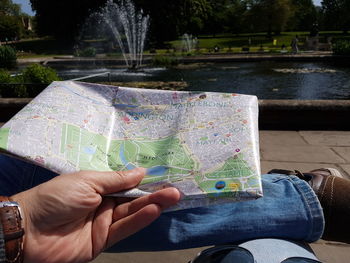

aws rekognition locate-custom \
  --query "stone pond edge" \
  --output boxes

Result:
[1,99,349,130]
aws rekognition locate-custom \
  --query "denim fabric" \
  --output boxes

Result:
[0,153,324,252]
[112,174,324,252]
[0,154,58,196]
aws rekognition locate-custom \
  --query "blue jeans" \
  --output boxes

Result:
[0,153,324,252]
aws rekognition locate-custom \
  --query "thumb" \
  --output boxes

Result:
[83,168,146,195]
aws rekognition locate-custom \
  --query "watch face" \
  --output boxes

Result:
[0,201,20,208]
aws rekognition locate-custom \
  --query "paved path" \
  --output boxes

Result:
[90,130,350,263]
[1,123,349,262]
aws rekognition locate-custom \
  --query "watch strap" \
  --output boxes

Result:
[0,196,24,263]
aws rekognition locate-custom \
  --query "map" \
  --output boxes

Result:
[0,81,262,210]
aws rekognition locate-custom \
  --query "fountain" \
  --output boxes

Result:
[181,33,198,53]
[95,0,150,69]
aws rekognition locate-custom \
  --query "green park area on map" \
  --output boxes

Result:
[0,128,9,150]
[197,155,259,196]
[60,124,198,184]
[60,124,258,193]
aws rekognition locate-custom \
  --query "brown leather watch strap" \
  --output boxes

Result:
[0,196,24,263]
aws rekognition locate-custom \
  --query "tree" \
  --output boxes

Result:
[0,15,22,41]
[201,0,247,36]
[29,0,212,46]
[202,0,228,37]
[322,0,350,33]
[0,0,23,40]
[30,0,106,41]
[225,0,248,34]
[0,0,21,16]
[287,0,317,31]
[245,0,294,36]
[135,0,211,45]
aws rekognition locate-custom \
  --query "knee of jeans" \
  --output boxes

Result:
[263,173,295,183]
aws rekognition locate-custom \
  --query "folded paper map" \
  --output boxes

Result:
[0,81,262,210]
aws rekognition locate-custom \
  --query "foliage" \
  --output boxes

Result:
[0,69,11,96]
[22,64,60,84]
[0,0,21,16]
[0,69,11,82]
[0,64,60,97]
[74,47,97,57]
[0,45,17,69]
[245,0,294,36]
[332,40,350,55]
[26,0,348,46]
[0,0,30,40]
[0,69,27,97]
[22,64,60,97]
[287,0,317,31]
[13,38,73,55]
[135,0,212,45]
[0,15,22,41]
[30,0,106,41]
[322,0,350,33]
[151,55,179,67]
[202,0,245,36]
[30,0,213,45]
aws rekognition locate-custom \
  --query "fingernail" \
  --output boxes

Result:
[128,167,146,175]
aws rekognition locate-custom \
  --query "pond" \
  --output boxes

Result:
[57,61,350,100]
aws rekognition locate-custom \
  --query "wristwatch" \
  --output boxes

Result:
[0,196,24,263]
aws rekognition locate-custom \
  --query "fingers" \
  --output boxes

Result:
[92,198,115,257]
[105,187,180,247]
[82,168,146,195]
[113,187,181,221]
[107,203,162,247]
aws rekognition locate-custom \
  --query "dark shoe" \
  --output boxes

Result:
[268,168,342,194]
[268,168,350,244]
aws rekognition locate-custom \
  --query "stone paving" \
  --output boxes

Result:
[90,130,350,263]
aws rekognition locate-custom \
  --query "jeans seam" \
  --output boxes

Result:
[287,175,325,242]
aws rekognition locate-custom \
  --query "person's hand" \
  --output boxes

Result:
[11,168,180,263]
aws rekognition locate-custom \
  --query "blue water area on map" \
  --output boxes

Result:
[126,109,152,115]
[114,103,138,109]
[83,146,96,155]
[146,166,168,176]
[119,143,136,170]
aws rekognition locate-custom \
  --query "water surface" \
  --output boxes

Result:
[58,61,350,100]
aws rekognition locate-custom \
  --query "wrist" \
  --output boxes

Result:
[0,196,24,263]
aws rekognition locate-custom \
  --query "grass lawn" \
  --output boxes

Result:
[6,31,350,58]
[169,31,350,50]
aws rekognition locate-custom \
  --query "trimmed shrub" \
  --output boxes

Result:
[0,69,12,97]
[0,69,11,83]
[152,55,179,67]
[22,64,60,97]
[0,46,17,69]
[22,64,60,84]
[332,40,350,55]
[0,70,27,98]
[74,47,97,57]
